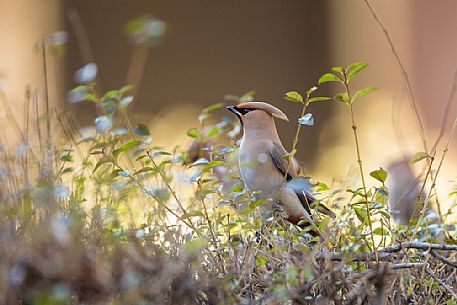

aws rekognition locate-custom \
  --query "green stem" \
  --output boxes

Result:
[343,73,378,262]
[282,97,310,183]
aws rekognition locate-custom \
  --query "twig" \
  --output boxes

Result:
[431,67,457,153]
[380,242,457,253]
[390,262,425,270]
[412,117,457,240]
[362,0,428,152]
[431,251,457,268]
[407,150,436,230]
[425,268,457,300]
[315,251,401,262]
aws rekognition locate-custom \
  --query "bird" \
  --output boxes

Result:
[386,157,440,226]
[227,101,334,230]
[185,132,239,194]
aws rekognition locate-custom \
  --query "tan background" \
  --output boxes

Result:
[2,1,457,208]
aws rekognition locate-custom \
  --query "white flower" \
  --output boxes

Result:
[78,127,96,141]
[48,31,68,46]
[118,171,130,177]
[95,115,112,133]
[120,96,133,108]
[54,185,70,200]
[67,87,88,103]
[75,63,97,84]
[146,20,166,38]
[298,113,314,126]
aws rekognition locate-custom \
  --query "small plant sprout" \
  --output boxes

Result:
[282,87,330,182]
[319,62,378,259]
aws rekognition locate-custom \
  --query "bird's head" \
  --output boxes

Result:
[226,102,289,130]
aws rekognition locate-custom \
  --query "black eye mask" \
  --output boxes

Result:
[227,106,257,126]
[237,107,256,115]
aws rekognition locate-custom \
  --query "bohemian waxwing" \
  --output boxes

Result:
[227,101,334,228]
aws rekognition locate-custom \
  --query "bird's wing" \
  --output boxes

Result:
[270,142,335,218]
[270,142,299,181]
[270,142,314,213]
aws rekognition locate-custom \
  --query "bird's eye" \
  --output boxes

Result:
[239,108,256,115]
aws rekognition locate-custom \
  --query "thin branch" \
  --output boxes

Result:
[411,118,457,240]
[390,262,425,270]
[431,67,457,152]
[380,242,457,253]
[315,251,402,262]
[431,250,457,268]
[425,268,457,300]
[362,0,428,152]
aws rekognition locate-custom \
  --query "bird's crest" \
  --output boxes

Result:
[237,102,289,121]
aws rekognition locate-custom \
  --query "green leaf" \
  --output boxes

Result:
[203,102,225,113]
[370,168,387,183]
[184,237,208,254]
[93,156,114,173]
[316,182,329,192]
[346,62,368,82]
[318,73,342,84]
[309,96,331,103]
[223,94,240,103]
[120,84,134,94]
[354,207,367,224]
[84,93,97,102]
[133,167,155,175]
[240,90,256,103]
[205,127,222,139]
[113,139,142,158]
[351,86,377,104]
[334,92,350,104]
[72,85,88,92]
[332,67,344,74]
[61,167,74,174]
[60,155,73,162]
[187,128,200,140]
[373,227,389,236]
[103,89,120,100]
[284,91,303,103]
[410,152,430,163]
[202,160,225,172]
[150,151,172,158]
[306,86,318,96]
[256,256,268,267]
[181,210,205,219]
[133,123,150,136]
[191,158,209,167]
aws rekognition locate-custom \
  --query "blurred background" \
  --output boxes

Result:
[1,0,457,210]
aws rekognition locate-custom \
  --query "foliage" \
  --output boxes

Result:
[1,29,456,304]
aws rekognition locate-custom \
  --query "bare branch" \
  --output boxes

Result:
[380,242,457,253]
[315,251,401,262]
[431,68,457,152]
[390,262,425,270]
[431,251,457,268]
[362,0,428,151]
[425,268,457,300]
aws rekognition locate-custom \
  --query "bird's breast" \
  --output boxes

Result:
[238,139,282,198]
